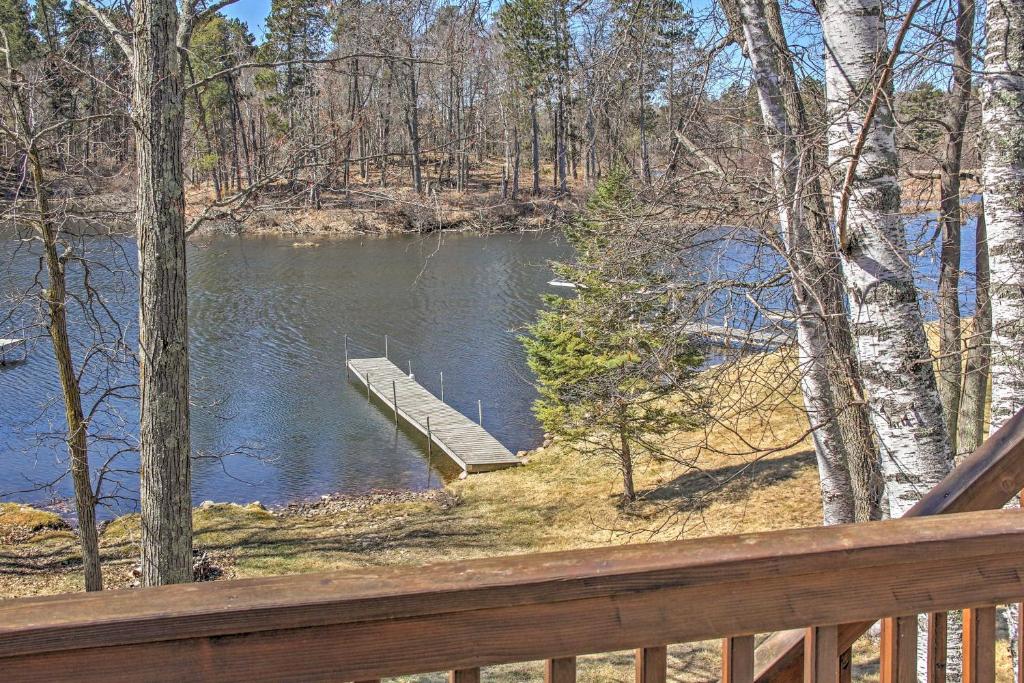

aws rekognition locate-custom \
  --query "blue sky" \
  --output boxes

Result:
[222,0,272,38]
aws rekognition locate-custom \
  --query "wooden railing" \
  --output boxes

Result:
[3,411,1023,682]
[754,408,1024,683]
[0,507,1023,681]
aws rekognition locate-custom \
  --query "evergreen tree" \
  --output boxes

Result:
[0,0,37,65]
[261,0,328,133]
[522,170,703,502]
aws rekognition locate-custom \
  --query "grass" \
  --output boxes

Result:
[0,347,1015,680]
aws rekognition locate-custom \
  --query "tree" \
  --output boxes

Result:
[935,0,976,451]
[0,0,35,65]
[496,0,556,196]
[76,0,218,586]
[522,170,703,502]
[980,0,1024,670]
[1,23,102,591]
[819,0,952,520]
[728,0,863,524]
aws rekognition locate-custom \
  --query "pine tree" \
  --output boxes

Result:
[0,0,37,65]
[522,170,703,503]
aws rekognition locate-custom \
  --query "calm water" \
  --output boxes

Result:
[1,231,570,515]
[0,211,978,517]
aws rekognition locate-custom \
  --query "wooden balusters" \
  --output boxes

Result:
[545,657,576,683]
[880,616,918,683]
[963,607,996,683]
[449,668,480,683]
[635,646,667,683]
[926,612,948,683]
[839,648,852,683]
[723,635,756,683]
[804,625,839,683]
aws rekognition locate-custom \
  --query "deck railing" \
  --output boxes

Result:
[0,507,1022,682]
[3,411,1023,683]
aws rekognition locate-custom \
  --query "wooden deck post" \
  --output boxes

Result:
[440,370,444,402]
[880,616,917,683]
[926,612,947,683]
[478,399,483,426]
[344,336,349,378]
[635,646,667,683]
[723,635,755,683]
[545,657,576,682]
[449,668,480,683]
[804,625,839,683]
[963,607,995,683]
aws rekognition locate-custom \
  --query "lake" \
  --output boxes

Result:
[1,231,570,515]
[0,212,979,517]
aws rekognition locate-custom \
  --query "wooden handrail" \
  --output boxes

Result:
[1,508,1023,681]
[753,407,1024,682]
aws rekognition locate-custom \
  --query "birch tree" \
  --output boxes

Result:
[982,0,1024,437]
[980,0,1024,670]
[730,0,857,524]
[819,0,952,520]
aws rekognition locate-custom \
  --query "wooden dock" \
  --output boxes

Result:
[678,323,792,350]
[347,357,522,474]
[0,338,26,365]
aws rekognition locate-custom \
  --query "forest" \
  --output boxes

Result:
[1,0,1023,678]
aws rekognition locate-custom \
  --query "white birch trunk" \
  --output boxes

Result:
[982,0,1024,436]
[819,0,952,520]
[820,2,955,678]
[981,0,1024,674]
[737,0,856,524]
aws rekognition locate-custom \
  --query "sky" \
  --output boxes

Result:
[221,0,272,38]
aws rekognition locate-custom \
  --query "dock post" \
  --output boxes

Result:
[440,371,444,402]
[392,380,399,425]
[384,334,389,359]
[478,400,483,427]
[366,372,371,402]
[426,416,433,485]
[344,336,349,378]
[408,360,413,377]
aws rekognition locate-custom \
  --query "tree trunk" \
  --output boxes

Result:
[981,0,1024,436]
[531,97,540,196]
[819,0,952,520]
[957,203,990,459]
[936,0,976,450]
[736,0,856,525]
[21,126,103,593]
[980,1,1024,670]
[619,425,636,503]
[405,50,422,194]
[133,0,194,586]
